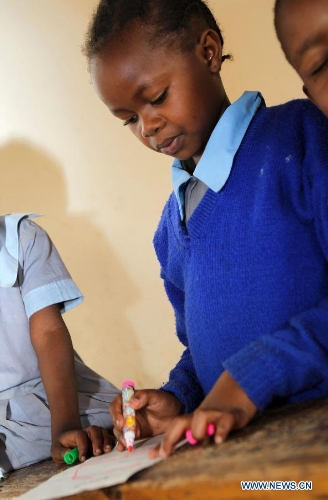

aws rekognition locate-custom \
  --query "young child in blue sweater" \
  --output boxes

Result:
[274,0,328,116]
[0,214,119,471]
[84,0,328,457]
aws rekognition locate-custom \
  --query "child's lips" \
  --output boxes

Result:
[157,135,182,156]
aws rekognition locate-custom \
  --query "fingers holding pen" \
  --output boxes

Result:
[110,389,156,446]
[149,408,240,459]
[52,429,89,464]
[111,388,185,453]
[58,426,116,463]
[149,414,193,459]
[110,391,143,428]
[158,411,218,458]
[187,408,236,446]
[111,382,141,452]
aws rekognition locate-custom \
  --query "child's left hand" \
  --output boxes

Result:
[149,371,258,458]
[51,426,116,464]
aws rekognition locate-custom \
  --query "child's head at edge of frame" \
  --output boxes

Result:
[83,0,232,167]
[274,0,328,117]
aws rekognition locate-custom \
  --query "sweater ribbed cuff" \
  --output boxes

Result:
[223,341,286,412]
[160,379,204,414]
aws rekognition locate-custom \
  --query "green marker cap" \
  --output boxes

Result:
[64,447,79,465]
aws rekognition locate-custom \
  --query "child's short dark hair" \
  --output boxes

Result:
[273,0,284,30]
[83,0,231,63]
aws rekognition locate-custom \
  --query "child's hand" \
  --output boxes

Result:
[51,426,116,463]
[110,389,184,451]
[150,371,257,458]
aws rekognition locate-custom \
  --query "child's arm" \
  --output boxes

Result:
[30,304,114,462]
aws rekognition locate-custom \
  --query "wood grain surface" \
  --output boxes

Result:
[2,398,328,500]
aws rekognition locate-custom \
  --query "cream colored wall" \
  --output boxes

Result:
[0,0,304,389]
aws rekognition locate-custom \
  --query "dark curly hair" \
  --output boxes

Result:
[274,0,283,14]
[83,0,231,63]
[273,0,285,32]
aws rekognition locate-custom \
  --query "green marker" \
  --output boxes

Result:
[64,447,79,465]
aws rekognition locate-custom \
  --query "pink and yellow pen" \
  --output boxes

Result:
[122,380,136,452]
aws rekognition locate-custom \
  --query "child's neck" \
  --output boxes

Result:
[185,93,231,171]
[181,158,196,175]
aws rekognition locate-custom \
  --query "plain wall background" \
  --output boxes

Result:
[0,0,304,389]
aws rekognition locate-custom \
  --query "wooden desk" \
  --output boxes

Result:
[2,398,328,500]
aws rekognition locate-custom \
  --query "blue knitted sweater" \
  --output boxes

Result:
[154,99,328,413]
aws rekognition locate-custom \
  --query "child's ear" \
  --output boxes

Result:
[199,29,223,73]
[302,84,310,98]
[302,84,315,104]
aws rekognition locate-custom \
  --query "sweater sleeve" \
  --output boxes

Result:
[160,275,205,412]
[224,104,328,411]
[224,302,328,411]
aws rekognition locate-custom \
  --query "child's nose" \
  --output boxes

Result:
[140,112,163,138]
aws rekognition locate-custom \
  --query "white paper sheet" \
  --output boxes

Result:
[14,435,165,500]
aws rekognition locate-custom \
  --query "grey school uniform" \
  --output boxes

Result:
[0,214,119,472]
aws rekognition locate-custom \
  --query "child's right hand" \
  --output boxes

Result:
[110,389,184,451]
[51,426,116,464]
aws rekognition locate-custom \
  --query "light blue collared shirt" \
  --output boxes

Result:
[0,213,83,395]
[0,213,39,287]
[171,91,264,220]
[0,213,83,315]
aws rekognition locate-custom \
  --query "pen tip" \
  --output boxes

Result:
[128,446,133,452]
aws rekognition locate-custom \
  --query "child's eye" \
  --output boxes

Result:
[151,89,168,106]
[123,115,138,126]
[312,59,328,76]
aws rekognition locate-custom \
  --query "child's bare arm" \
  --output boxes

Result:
[29,304,113,462]
[30,304,81,437]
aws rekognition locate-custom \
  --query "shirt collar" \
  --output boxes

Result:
[0,213,39,287]
[171,91,265,219]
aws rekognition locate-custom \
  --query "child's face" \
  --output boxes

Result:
[91,23,226,164]
[276,0,328,116]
